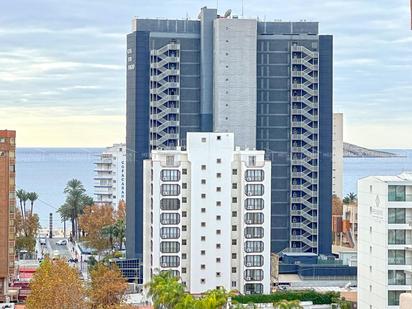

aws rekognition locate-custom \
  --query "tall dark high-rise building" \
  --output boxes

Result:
[126,7,333,260]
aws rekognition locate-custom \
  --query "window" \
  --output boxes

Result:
[232,211,237,217]
[166,156,175,166]
[182,253,187,259]
[182,225,187,231]
[388,291,407,306]
[388,230,406,245]
[161,184,180,196]
[182,268,187,273]
[388,185,407,201]
[160,256,180,267]
[232,281,236,288]
[160,227,180,239]
[232,225,237,231]
[217,136,221,140]
[201,236,206,241]
[182,168,187,175]
[245,227,264,239]
[248,156,256,166]
[161,170,180,181]
[216,201,221,206]
[244,255,264,267]
[182,239,187,245]
[216,230,221,235]
[216,258,221,263]
[160,213,180,225]
[232,239,237,245]
[0,138,5,143]
[232,253,237,259]
[201,250,205,255]
[388,208,406,224]
[160,242,180,253]
[201,193,206,199]
[216,244,221,249]
[232,169,238,175]
[201,208,206,213]
[388,270,406,285]
[245,184,264,196]
[217,158,222,163]
[201,222,206,227]
[182,211,187,217]
[201,137,207,143]
[216,187,221,192]
[216,215,221,221]
[182,197,187,203]
[182,183,187,189]
[216,272,221,277]
[160,199,180,210]
[388,250,406,265]
[232,197,237,203]
[201,264,206,270]
[201,279,206,284]
[201,165,206,170]
[245,170,264,182]
[244,283,263,294]
[201,179,206,184]
[232,183,237,189]
[245,199,264,210]
[245,241,264,253]
[244,269,264,281]
[245,213,264,224]
[217,173,221,178]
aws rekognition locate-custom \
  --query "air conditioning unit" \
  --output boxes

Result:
[246,277,252,280]
[161,263,168,267]
[246,234,252,238]
[246,263,252,267]
[246,177,252,181]
[246,248,252,253]
[246,220,252,224]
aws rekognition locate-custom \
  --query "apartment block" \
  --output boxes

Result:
[143,133,271,294]
[358,173,412,308]
[333,113,343,199]
[94,143,126,209]
[127,6,333,260]
[0,130,16,301]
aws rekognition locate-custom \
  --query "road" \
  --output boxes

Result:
[47,238,72,260]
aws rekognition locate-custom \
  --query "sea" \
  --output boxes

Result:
[16,148,412,228]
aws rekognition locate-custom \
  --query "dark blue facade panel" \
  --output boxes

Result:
[318,35,333,256]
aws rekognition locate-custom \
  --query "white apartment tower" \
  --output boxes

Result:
[143,133,271,294]
[332,113,343,199]
[94,143,126,209]
[358,173,412,308]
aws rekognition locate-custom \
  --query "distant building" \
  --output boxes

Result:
[143,133,271,294]
[332,113,343,199]
[0,130,16,301]
[94,143,126,209]
[358,173,412,308]
[127,6,333,261]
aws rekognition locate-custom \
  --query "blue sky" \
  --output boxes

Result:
[0,0,411,148]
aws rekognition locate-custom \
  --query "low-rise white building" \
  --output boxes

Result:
[358,173,412,308]
[143,132,271,294]
[94,143,126,209]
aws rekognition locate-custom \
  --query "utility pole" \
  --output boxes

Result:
[49,213,53,238]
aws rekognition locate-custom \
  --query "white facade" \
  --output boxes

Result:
[213,18,257,149]
[332,113,343,199]
[358,173,412,309]
[94,143,126,209]
[143,132,271,294]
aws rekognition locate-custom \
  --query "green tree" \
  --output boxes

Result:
[273,300,303,309]
[196,288,232,308]
[58,179,93,239]
[343,193,357,205]
[146,271,185,309]
[112,219,126,250]
[27,191,39,215]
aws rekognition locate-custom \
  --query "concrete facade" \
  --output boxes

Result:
[0,130,16,301]
[358,173,412,308]
[332,113,343,199]
[143,133,271,294]
[94,143,126,209]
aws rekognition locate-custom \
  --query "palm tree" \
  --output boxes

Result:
[146,270,185,309]
[273,300,303,309]
[27,192,39,215]
[101,224,115,250]
[16,189,27,221]
[112,219,126,250]
[343,192,357,205]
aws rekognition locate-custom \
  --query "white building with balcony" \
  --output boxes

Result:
[358,173,412,308]
[94,143,126,209]
[142,132,271,294]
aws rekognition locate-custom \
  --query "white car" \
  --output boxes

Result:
[40,238,46,246]
[56,239,67,246]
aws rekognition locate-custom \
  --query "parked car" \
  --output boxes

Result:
[56,239,67,246]
[39,238,46,246]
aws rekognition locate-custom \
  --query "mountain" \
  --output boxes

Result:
[343,142,401,158]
